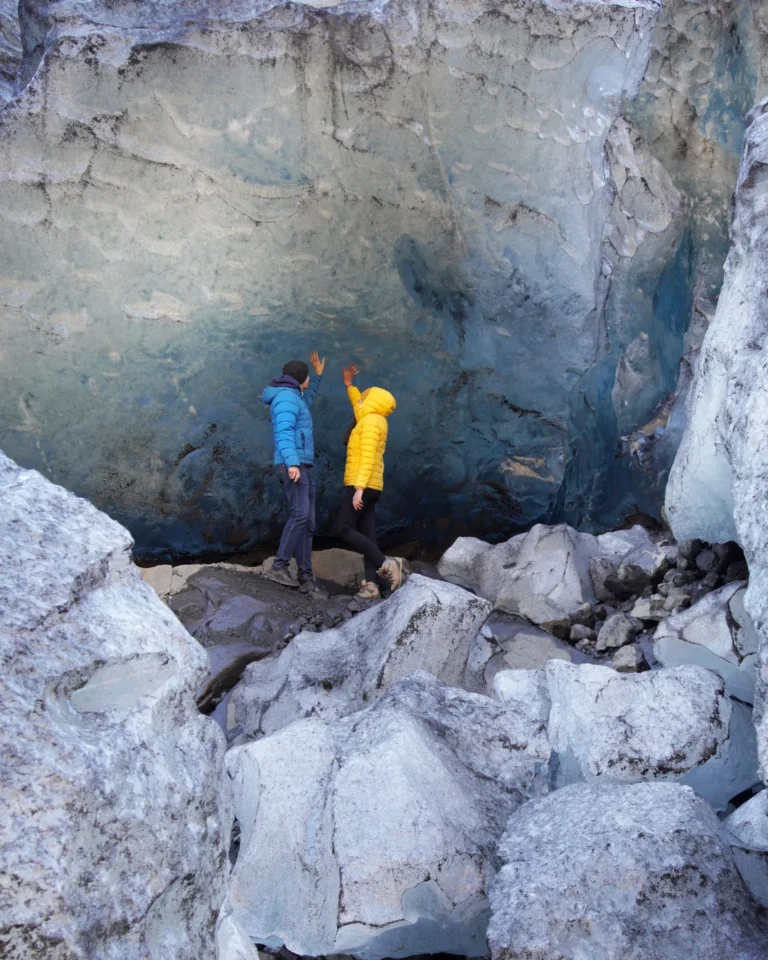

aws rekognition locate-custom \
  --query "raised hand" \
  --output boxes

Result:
[342,363,360,386]
[309,350,326,376]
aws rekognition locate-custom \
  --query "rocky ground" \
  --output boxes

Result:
[139,520,765,957]
[4,447,768,960]
[146,523,755,746]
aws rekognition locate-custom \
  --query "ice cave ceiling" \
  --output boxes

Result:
[0,0,765,558]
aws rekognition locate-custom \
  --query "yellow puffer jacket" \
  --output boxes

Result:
[344,385,397,490]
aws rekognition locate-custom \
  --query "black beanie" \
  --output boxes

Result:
[283,360,309,384]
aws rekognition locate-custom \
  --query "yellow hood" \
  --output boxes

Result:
[358,386,396,418]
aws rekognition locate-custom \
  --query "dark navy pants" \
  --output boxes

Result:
[274,464,315,581]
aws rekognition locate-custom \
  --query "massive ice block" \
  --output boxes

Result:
[0,0,665,555]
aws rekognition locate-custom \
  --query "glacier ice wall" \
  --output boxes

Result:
[0,0,763,557]
[665,96,768,782]
[0,0,663,556]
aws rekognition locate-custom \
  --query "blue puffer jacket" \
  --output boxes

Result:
[261,374,321,466]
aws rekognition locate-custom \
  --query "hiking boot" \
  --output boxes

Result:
[355,580,381,600]
[299,577,328,600]
[266,565,299,589]
[378,557,405,591]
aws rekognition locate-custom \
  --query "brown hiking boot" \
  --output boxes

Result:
[378,557,405,591]
[355,580,381,600]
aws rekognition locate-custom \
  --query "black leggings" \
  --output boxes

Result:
[333,487,386,583]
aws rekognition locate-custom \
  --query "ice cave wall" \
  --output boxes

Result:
[0,0,764,557]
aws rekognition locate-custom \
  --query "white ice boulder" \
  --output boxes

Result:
[222,672,551,960]
[595,524,655,566]
[230,574,491,738]
[545,660,759,811]
[439,524,599,617]
[725,791,768,909]
[654,581,757,703]
[0,451,229,958]
[488,782,768,959]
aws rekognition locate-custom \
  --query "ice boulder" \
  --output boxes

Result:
[488,782,768,960]
[230,575,491,739]
[545,660,759,811]
[0,452,229,957]
[222,672,551,960]
[654,581,757,703]
[595,524,655,566]
[725,791,768,909]
[439,524,599,616]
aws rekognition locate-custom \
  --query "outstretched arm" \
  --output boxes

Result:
[305,350,325,407]
[343,363,362,418]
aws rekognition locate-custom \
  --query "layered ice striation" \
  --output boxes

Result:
[0,0,764,557]
[599,0,768,518]
[666,97,768,783]
[0,0,667,556]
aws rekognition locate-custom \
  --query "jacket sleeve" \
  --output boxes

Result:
[272,393,300,466]
[353,415,387,489]
[304,374,322,408]
[347,385,363,421]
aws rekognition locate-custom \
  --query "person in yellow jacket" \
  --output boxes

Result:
[333,363,405,597]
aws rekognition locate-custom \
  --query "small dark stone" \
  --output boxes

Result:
[677,538,703,562]
[695,548,718,573]
[571,603,595,627]
[724,559,749,583]
[663,568,701,587]
[713,541,743,573]
[701,572,721,589]
[592,604,614,621]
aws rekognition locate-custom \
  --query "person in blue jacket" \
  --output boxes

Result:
[262,350,325,592]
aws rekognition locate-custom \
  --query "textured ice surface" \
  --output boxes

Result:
[654,581,757,703]
[488,782,768,960]
[231,574,491,738]
[600,0,768,521]
[546,660,759,811]
[223,672,550,960]
[438,523,598,615]
[0,0,668,556]
[0,0,20,104]
[666,99,768,782]
[0,450,230,958]
[725,791,768,908]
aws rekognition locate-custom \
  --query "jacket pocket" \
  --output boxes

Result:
[299,430,306,455]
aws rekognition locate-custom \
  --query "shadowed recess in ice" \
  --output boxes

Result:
[0,0,765,557]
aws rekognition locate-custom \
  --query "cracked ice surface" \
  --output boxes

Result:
[223,672,551,960]
[666,98,768,782]
[0,0,661,554]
